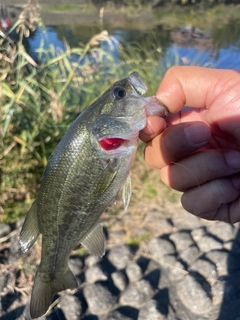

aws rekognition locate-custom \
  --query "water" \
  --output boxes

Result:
[24,16,240,70]
[163,45,240,69]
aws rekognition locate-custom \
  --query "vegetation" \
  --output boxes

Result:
[42,0,240,12]
[153,4,240,32]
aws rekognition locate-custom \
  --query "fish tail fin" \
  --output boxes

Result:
[30,267,77,319]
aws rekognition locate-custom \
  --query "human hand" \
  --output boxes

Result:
[141,66,240,223]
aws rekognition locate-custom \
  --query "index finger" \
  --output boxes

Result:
[156,66,240,112]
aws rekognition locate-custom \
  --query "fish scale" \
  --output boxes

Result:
[19,71,168,318]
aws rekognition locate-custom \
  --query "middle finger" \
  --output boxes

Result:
[160,149,240,191]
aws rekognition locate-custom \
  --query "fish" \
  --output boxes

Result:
[19,71,168,319]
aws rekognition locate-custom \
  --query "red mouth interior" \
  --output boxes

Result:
[99,138,125,150]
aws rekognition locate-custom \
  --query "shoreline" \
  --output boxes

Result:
[3,3,156,29]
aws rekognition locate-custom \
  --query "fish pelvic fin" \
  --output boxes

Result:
[30,267,78,319]
[122,174,132,212]
[19,200,40,253]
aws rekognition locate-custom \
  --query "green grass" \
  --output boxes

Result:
[154,4,240,32]
[42,5,88,12]
[127,231,152,246]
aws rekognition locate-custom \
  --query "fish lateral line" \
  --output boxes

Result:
[99,137,126,150]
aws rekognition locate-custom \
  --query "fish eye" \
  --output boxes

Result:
[113,86,126,100]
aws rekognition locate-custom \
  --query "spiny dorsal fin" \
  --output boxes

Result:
[81,223,105,257]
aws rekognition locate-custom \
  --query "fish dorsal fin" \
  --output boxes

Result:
[122,174,132,212]
[19,200,40,253]
[81,223,105,257]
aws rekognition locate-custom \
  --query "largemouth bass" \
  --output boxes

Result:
[19,71,168,318]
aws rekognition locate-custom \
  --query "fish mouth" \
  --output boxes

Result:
[144,96,169,117]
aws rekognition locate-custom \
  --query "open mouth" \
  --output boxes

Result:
[99,138,126,151]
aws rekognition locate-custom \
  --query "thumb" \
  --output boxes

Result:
[156,66,240,113]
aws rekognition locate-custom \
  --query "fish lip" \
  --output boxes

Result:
[144,96,169,117]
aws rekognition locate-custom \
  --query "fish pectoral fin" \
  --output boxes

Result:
[19,200,40,253]
[30,267,77,318]
[81,223,105,257]
[91,163,117,199]
[122,174,132,212]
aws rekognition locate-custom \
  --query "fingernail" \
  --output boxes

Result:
[184,123,210,146]
[224,150,240,169]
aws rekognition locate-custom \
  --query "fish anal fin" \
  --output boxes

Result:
[30,267,77,319]
[122,174,132,212]
[81,223,105,257]
[19,200,40,253]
